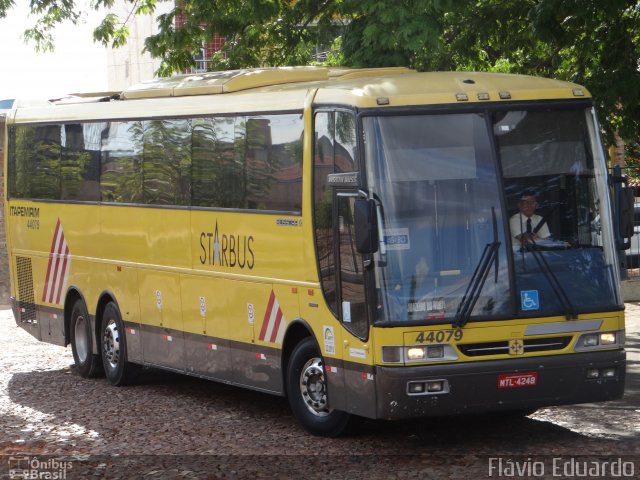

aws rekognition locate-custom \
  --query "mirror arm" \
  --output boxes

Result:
[373,199,387,258]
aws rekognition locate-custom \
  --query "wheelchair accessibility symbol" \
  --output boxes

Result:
[520,290,539,311]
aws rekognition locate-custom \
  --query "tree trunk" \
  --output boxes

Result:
[613,130,626,167]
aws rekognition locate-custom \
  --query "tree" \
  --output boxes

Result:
[3,1,639,144]
[430,0,640,145]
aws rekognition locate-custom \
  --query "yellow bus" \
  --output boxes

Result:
[4,67,627,436]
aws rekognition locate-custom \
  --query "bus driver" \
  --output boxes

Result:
[510,191,550,246]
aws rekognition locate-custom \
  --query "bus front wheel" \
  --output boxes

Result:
[286,337,351,437]
[70,299,103,378]
[100,301,138,386]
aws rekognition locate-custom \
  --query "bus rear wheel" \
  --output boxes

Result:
[286,337,351,437]
[100,301,138,386]
[70,299,103,378]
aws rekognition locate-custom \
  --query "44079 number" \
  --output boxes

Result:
[414,329,463,343]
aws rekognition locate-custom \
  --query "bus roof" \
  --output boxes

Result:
[10,67,591,124]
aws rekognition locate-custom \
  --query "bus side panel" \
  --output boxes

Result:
[101,205,190,371]
[7,202,103,345]
[181,274,232,381]
[190,210,306,393]
[138,269,184,370]
[343,330,378,419]
[102,263,143,363]
[229,280,282,393]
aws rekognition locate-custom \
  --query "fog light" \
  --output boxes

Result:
[407,347,426,361]
[600,333,616,345]
[408,382,425,394]
[426,381,444,392]
[602,368,616,378]
[586,369,600,379]
[583,334,599,347]
[427,346,444,359]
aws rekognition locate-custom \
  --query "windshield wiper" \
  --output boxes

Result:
[453,207,500,328]
[526,246,577,319]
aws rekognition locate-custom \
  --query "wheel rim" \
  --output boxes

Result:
[299,357,330,417]
[74,315,89,363]
[102,319,120,369]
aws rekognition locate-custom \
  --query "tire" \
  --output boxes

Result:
[70,299,103,378]
[100,301,139,386]
[286,337,352,437]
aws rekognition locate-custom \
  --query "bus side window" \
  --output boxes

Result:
[61,123,101,202]
[192,116,244,209]
[100,121,143,204]
[11,125,62,200]
[142,119,191,206]
[245,114,303,212]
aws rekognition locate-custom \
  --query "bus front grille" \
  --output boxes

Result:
[458,336,572,357]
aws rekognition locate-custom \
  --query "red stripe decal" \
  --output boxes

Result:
[54,244,70,304]
[269,308,283,343]
[259,290,276,341]
[41,219,71,305]
[41,220,61,301]
[47,241,64,303]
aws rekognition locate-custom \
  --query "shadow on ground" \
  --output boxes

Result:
[5,357,639,457]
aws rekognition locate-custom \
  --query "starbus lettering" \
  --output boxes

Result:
[199,221,255,269]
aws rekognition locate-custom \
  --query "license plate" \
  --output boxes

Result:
[497,372,538,388]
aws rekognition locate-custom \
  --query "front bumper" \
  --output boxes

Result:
[375,349,625,420]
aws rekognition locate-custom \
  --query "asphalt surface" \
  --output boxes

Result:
[0,305,638,479]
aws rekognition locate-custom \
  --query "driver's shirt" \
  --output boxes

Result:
[509,212,551,241]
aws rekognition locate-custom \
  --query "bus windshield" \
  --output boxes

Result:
[363,108,620,325]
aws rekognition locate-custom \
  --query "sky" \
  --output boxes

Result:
[0,2,108,100]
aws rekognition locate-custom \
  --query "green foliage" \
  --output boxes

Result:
[146,0,341,72]
[0,0,15,17]
[626,142,640,170]
[94,13,129,48]
[7,0,640,149]
[340,0,453,68]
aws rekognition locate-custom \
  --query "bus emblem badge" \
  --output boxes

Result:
[508,339,524,356]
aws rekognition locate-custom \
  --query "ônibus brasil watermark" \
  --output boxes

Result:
[489,457,636,478]
[8,456,72,479]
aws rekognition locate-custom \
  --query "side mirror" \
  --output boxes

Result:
[618,186,634,249]
[354,198,379,254]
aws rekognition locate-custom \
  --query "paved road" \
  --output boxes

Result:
[0,306,638,479]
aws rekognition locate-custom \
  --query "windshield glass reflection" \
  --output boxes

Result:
[363,108,620,325]
[497,108,620,316]
[363,113,511,324]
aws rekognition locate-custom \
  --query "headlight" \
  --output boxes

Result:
[381,345,457,363]
[404,344,454,362]
[600,332,616,345]
[406,347,426,360]
[575,330,622,351]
